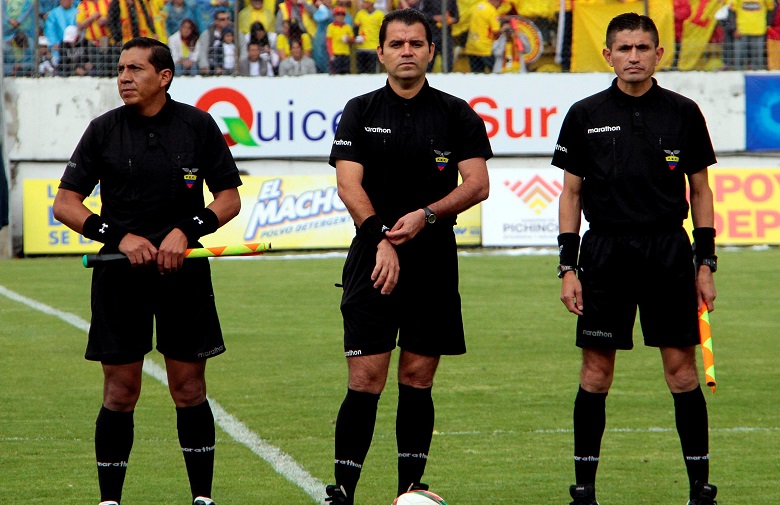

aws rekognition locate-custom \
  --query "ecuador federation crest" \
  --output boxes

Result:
[434,150,451,171]
[664,150,680,171]
[182,167,199,188]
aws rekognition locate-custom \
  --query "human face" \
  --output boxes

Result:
[180,21,193,37]
[378,21,432,88]
[603,29,663,95]
[215,13,230,26]
[117,47,171,115]
[247,44,261,61]
[290,41,303,60]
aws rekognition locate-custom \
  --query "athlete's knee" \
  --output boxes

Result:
[347,372,387,394]
[664,365,699,393]
[103,379,141,411]
[580,364,614,392]
[168,377,207,407]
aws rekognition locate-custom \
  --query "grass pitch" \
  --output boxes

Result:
[1,248,778,504]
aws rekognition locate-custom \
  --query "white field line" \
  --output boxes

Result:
[0,285,327,504]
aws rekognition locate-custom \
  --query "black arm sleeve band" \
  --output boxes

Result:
[82,214,129,247]
[692,227,716,260]
[557,232,580,267]
[174,208,220,243]
[358,214,388,247]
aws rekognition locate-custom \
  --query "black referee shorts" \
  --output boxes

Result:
[340,229,466,358]
[86,257,225,364]
[575,227,699,350]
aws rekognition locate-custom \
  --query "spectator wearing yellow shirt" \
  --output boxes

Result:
[277,18,314,59]
[464,0,504,73]
[238,0,275,40]
[732,0,776,69]
[353,0,383,72]
[277,0,318,38]
[327,6,353,73]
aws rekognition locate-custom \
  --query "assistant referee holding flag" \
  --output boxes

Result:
[552,13,718,505]
[53,37,241,505]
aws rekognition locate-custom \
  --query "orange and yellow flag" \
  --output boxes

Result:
[698,303,717,393]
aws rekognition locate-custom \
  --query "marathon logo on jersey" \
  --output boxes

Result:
[364,126,391,134]
[333,139,352,146]
[434,149,451,171]
[182,167,199,188]
[587,125,621,134]
[664,150,680,170]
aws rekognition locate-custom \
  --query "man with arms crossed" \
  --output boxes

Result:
[553,13,718,505]
[325,8,491,504]
[53,37,241,505]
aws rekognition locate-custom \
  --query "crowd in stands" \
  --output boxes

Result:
[3,0,780,77]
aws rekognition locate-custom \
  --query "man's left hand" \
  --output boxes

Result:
[696,266,716,311]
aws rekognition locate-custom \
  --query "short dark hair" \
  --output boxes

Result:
[605,12,659,49]
[379,8,432,48]
[121,37,175,90]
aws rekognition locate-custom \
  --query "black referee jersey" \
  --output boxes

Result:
[329,80,493,228]
[60,95,242,246]
[551,78,716,228]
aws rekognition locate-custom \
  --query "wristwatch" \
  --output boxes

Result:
[423,207,436,225]
[698,256,718,273]
[557,264,577,278]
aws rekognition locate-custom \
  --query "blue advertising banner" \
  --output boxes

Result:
[746,75,780,151]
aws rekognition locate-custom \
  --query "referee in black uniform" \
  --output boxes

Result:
[325,9,491,505]
[552,14,718,505]
[53,37,241,505]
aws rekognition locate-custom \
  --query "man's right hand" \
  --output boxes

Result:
[371,239,400,295]
[118,234,158,267]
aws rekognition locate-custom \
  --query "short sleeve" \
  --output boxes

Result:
[59,121,101,197]
[551,106,585,177]
[201,113,242,192]
[329,97,364,167]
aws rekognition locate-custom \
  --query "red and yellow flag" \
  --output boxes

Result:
[698,302,717,393]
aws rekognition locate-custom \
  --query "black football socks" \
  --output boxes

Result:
[396,383,434,496]
[334,388,380,503]
[177,400,216,500]
[673,386,710,494]
[95,406,134,503]
[573,386,607,486]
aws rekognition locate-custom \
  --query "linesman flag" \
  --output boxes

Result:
[698,302,717,393]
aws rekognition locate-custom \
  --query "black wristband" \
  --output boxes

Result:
[359,215,389,247]
[692,227,716,260]
[82,214,128,247]
[175,208,219,242]
[557,232,580,267]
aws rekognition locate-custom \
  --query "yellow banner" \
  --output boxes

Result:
[571,0,675,72]
[24,176,482,254]
[684,169,780,245]
[677,0,725,71]
[23,180,103,254]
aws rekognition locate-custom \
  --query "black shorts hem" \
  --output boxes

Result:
[87,351,147,365]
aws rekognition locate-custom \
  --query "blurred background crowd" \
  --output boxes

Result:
[3,0,780,77]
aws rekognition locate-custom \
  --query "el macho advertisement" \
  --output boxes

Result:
[24,175,482,254]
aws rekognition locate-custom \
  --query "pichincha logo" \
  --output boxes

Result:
[195,88,259,147]
[504,175,563,215]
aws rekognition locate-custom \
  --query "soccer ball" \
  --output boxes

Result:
[392,490,448,505]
